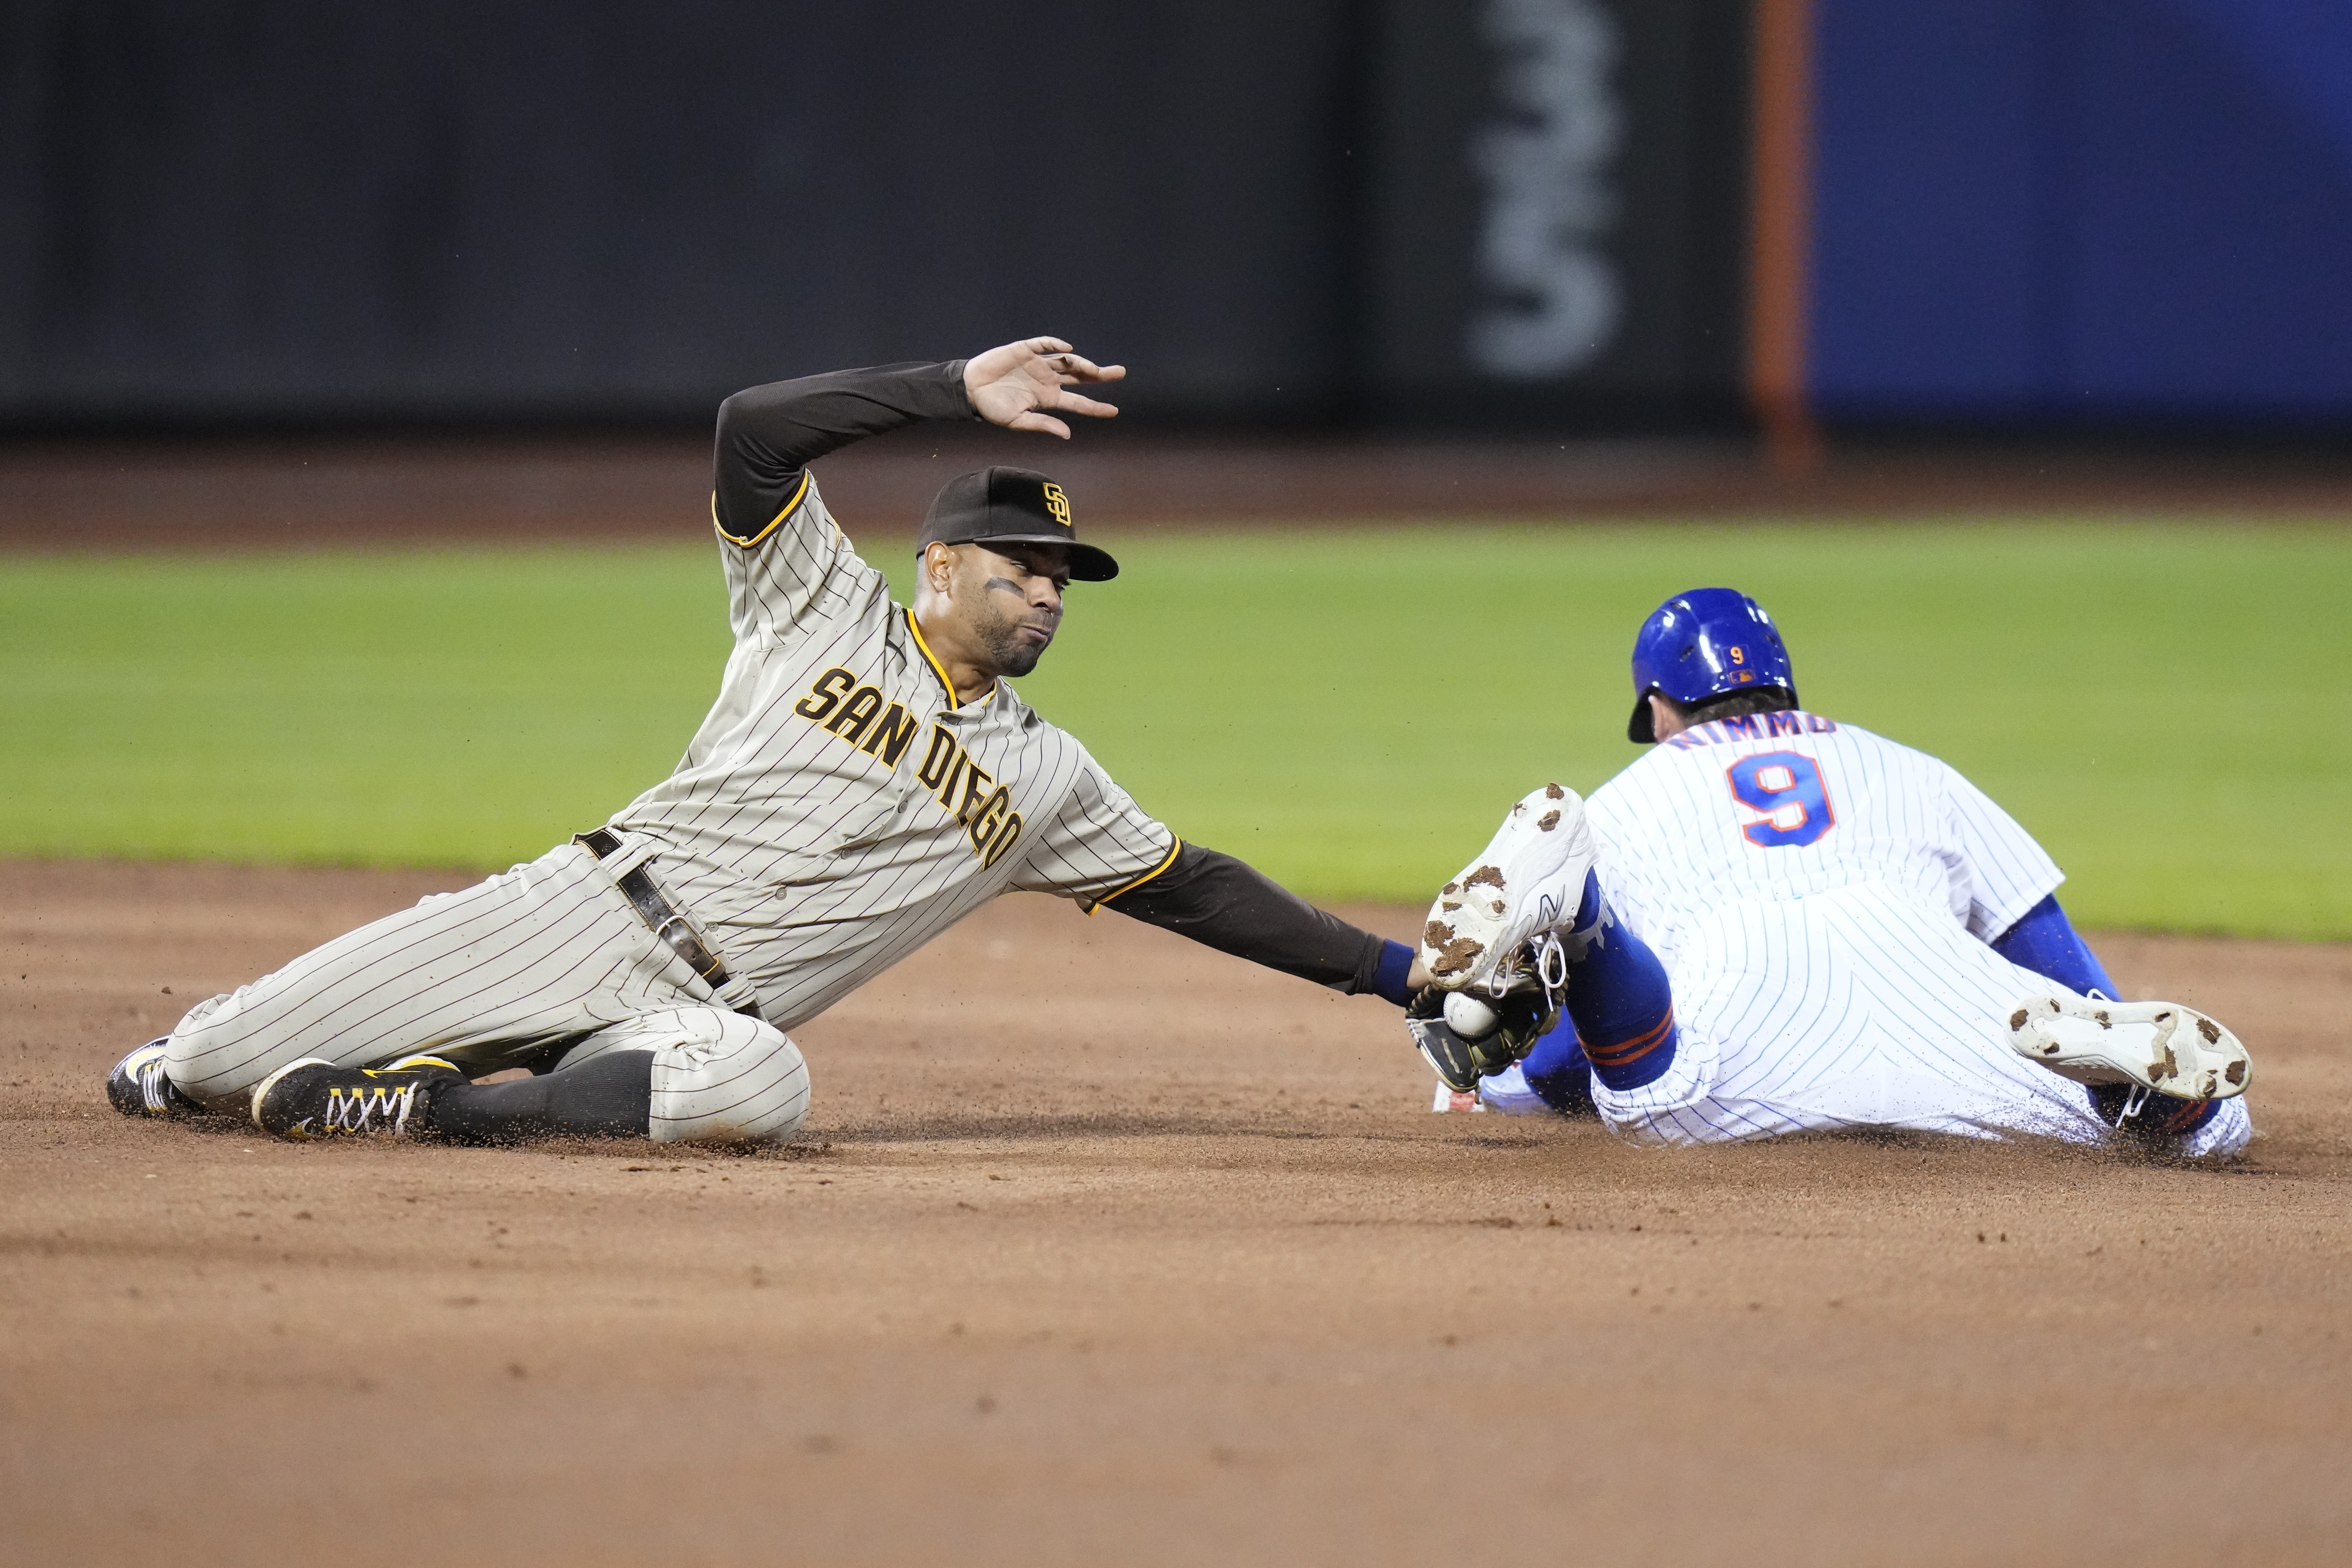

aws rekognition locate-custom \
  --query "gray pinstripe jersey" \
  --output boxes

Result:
[605,475,1176,1030]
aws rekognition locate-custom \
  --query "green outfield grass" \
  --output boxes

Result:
[4,520,2347,939]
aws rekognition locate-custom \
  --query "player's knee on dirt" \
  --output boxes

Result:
[158,991,270,1109]
[652,1014,810,1145]
[565,1008,810,1145]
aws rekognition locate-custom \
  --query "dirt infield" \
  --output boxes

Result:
[5,859,2349,1567]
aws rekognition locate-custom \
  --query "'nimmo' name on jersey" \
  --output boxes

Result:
[792,665,1024,868]
[1663,712,1840,750]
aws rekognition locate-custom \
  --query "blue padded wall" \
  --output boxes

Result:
[1811,0,2352,423]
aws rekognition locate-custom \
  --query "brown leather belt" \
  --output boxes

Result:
[575,828,758,1017]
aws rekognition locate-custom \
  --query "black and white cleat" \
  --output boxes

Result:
[105,1038,205,1119]
[250,1056,463,1140]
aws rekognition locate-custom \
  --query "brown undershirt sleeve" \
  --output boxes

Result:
[1100,843,1389,995]
[712,360,979,539]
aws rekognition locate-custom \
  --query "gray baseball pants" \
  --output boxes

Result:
[163,842,810,1144]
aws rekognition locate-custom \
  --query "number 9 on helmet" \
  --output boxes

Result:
[1626,587,1798,743]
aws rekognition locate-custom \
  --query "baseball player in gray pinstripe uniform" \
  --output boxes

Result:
[107,338,1422,1145]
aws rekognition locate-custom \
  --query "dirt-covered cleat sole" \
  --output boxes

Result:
[2007,995,2251,1102]
[106,1038,205,1119]
[1419,783,1597,992]
[251,1056,460,1140]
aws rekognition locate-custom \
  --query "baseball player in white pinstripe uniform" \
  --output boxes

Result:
[107,339,1421,1145]
[1410,588,2254,1157]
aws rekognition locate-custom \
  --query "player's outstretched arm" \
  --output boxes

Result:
[713,360,968,542]
[711,337,1122,545]
[1100,844,1416,1005]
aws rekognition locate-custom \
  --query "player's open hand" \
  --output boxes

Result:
[964,338,1124,439]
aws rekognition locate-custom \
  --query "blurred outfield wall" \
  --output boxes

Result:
[1,1,2348,435]
[0,0,1745,432]
[1813,0,2352,424]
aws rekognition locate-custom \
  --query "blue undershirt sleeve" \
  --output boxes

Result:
[1371,940,1416,1007]
[1988,893,2119,1001]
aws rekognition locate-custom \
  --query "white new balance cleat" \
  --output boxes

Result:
[2007,995,2251,1103]
[1419,782,1597,994]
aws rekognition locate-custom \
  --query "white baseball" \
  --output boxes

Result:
[1444,992,1500,1038]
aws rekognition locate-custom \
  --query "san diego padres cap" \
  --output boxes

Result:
[916,466,1119,582]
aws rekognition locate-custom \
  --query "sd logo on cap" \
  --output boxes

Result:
[917,467,1118,581]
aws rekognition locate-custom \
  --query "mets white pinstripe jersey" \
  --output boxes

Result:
[1576,711,2251,1155]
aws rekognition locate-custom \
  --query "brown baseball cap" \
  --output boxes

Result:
[916,466,1118,582]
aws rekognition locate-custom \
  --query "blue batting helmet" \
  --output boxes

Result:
[1626,588,1797,743]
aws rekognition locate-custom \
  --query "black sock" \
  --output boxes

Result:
[426,1050,655,1143]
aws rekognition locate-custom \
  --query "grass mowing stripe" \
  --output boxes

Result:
[1,551,736,869]
[4,521,2347,939]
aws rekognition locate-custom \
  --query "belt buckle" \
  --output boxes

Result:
[579,829,758,1015]
[653,913,721,982]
